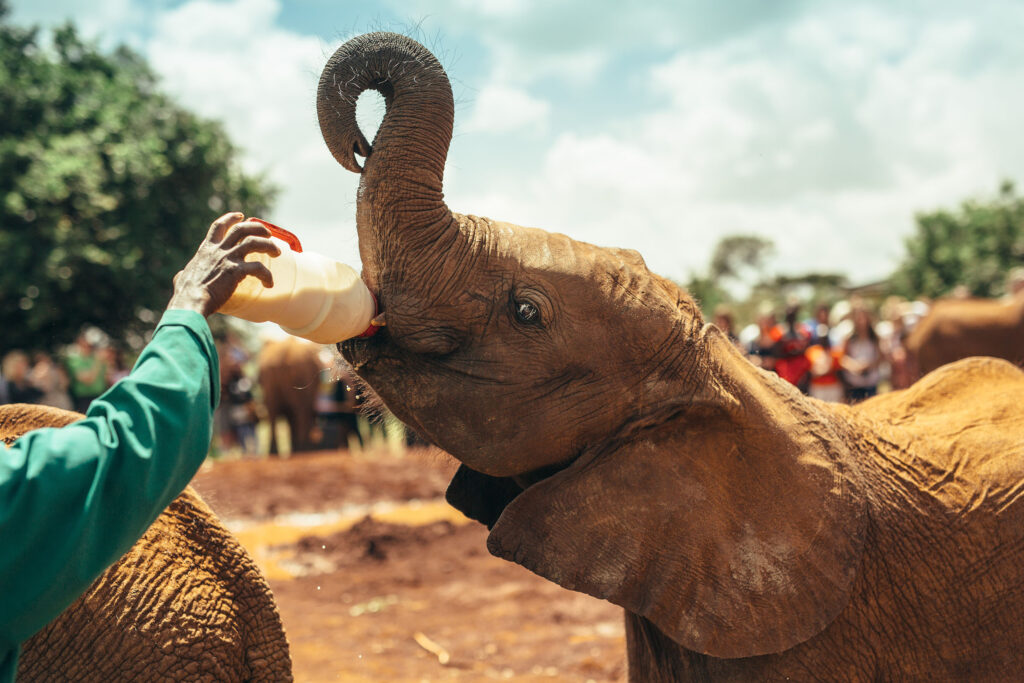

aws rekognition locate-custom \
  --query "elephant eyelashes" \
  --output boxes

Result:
[513,300,541,325]
[510,287,551,327]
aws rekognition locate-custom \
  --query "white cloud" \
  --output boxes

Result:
[482,39,610,87]
[11,0,1024,289]
[463,84,550,133]
[144,0,364,264]
[450,2,1024,285]
[455,0,527,17]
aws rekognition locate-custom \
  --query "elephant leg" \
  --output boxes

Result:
[303,400,318,451]
[287,411,302,452]
[265,403,280,456]
[290,407,310,452]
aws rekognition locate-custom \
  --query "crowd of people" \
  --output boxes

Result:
[1,329,396,465]
[714,295,924,403]
[0,329,131,413]
[0,327,367,458]
[0,291,942,436]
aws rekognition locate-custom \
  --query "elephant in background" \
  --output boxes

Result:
[906,291,1024,375]
[1,404,292,681]
[319,33,1024,681]
[257,337,323,455]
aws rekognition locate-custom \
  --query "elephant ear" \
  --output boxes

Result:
[445,465,522,530]
[485,329,867,658]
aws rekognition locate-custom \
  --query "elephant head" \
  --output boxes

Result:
[319,33,866,659]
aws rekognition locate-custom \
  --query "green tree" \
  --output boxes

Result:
[0,7,275,354]
[890,180,1024,299]
[685,234,775,316]
[708,235,775,282]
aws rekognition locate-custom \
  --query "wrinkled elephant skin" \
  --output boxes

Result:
[0,404,292,682]
[319,32,1024,682]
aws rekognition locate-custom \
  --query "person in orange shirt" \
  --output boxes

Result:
[746,306,782,371]
[807,342,845,403]
[772,303,812,393]
[806,303,845,403]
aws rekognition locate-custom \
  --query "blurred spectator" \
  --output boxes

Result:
[1,351,43,405]
[223,365,258,455]
[805,306,843,403]
[746,304,781,371]
[772,303,812,393]
[880,298,918,391]
[215,333,255,455]
[840,307,882,402]
[810,304,832,347]
[712,305,741,348]
[29,352,73,410]
[65,329,109,413]
[317,366,363,450]
[807,342,844,403]
[100,346,131,386]
[829,300,855,345]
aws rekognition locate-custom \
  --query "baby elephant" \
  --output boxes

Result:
[319,32,1024,681]
[1,404,292,682]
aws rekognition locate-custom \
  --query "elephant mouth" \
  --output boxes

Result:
[337,333,383,371]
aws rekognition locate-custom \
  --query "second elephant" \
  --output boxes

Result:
[906,291,1024,374]
[258,337,323,455]
[2,403,292,681]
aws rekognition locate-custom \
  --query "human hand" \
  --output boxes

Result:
[167,212,281,317]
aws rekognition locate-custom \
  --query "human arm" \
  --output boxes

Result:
[0,212,279,647]
[0,312,217,645]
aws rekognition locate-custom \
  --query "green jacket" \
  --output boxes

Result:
[0,310,220,681]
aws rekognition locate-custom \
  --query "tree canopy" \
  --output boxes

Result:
[890,180,1024,299]
[686,233,849,326]
[687,180,1024,327]
[684,234,774,314]
[0,8,274,354]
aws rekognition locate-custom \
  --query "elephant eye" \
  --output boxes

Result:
[514,300,541,325]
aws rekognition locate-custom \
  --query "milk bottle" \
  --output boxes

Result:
[217,218,377,343]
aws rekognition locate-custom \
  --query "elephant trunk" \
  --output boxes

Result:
[317,32,457,292]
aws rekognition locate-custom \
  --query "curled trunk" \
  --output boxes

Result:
[317,32,457,290]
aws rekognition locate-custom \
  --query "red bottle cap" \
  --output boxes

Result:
[358,292,379,338]
[251,217,303,253]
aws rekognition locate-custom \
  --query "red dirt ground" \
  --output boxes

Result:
[190,450,627,683]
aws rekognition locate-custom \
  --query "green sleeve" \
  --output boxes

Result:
[0,309,220,650]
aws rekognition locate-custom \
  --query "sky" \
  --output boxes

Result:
[10,0,1024,287]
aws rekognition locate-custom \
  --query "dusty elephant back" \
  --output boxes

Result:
[819,358,1024,679]
[1,404,292,682]
[850,357,1024,509]
[854,356,1024,451]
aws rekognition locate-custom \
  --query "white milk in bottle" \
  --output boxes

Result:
[217,218,377,343]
